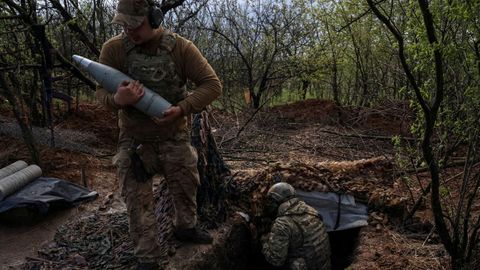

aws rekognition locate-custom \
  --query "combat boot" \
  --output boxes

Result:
[174,227,213,244]
[136,262,160,270]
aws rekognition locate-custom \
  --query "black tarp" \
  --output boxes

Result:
[296,190,368,232]
[0,177,97,223]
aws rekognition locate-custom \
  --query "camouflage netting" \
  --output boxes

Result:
[20,155,405,269]
[153,180,175,265]
[22,211,135,269]
[191,111,231,228]
[20,180,252,270]
[227,157,407,221]
[21,180,174,270]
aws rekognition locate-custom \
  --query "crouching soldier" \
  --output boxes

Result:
[262,182,331,270]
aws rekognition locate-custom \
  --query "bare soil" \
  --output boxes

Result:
[0,99,451,269]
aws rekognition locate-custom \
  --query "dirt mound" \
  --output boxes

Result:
[55,103,118,149]
[0,103,117,184]
[0,136,105,187]
[269,99,340,124]
[229,157,406,221]
[268,99,412,136]
[0,101,117,150]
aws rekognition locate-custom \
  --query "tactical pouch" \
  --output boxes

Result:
[130,151,153,183]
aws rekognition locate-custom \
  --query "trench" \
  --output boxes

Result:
[3,209,362,270]
[171,190,367,270]
[0,179,367,269]
[171,216,362,270]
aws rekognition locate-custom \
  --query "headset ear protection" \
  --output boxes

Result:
[148,6,164,28]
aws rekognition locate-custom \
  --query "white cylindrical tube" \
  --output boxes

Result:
[0,160,28,180]
[0,165,42,201]
[72,55,172,117]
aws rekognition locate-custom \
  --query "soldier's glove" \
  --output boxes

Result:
[130,151,152,183]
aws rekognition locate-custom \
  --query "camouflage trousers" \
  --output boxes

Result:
[113,130,200,262]
[288,258,307,270]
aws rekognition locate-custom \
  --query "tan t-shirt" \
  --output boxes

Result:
[96,27,221,137]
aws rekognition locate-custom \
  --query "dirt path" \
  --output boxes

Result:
[0,209,77,268]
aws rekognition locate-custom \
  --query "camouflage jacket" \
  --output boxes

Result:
[262,198,331,270]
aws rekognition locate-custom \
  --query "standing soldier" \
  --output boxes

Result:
[262,182,331,270]
[96,0,221,269]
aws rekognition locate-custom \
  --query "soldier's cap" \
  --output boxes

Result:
[112,0,149,28]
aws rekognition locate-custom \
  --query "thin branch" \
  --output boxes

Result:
[318,129,415,141]
[337,0,387,33]
[404,182,431,223]
[48,0,100,56]
[0,15,23,20]
[159,0,186,14]
[417,0,451,254]
[56,53,96,89]
[366,0,430,114]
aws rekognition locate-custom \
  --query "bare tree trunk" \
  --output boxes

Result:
[0,73,41,166]
[416,0,450,260]
[331,58,340,106]
[92,0,97,48]
[324,22,341,106]
[301,79,310,100]
[3,0,96,90]
[367,0,453,264]
[252,92,261,109]
[31,24,55,147]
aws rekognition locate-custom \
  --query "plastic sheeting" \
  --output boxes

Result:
[297,190,368,232]
[0,177,98,219]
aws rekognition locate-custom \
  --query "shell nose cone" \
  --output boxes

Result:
[72,55,91,69]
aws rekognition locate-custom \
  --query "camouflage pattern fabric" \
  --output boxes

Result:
[290,258,307,270]
[262,198,331,270]
[110,31,200,263]
[124,30,185,104]
[118,30,188,139]
[113,129,200,262]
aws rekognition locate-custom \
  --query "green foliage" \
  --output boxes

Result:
[439,185,449,199]
[391,135,406,168]
[386,0,480,167]
[369,1,480,268]
[392,134,423,172]
[269,87,322,107]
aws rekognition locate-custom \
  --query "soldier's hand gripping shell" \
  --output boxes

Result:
[152,105,183,125]
[114,80,145,106]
